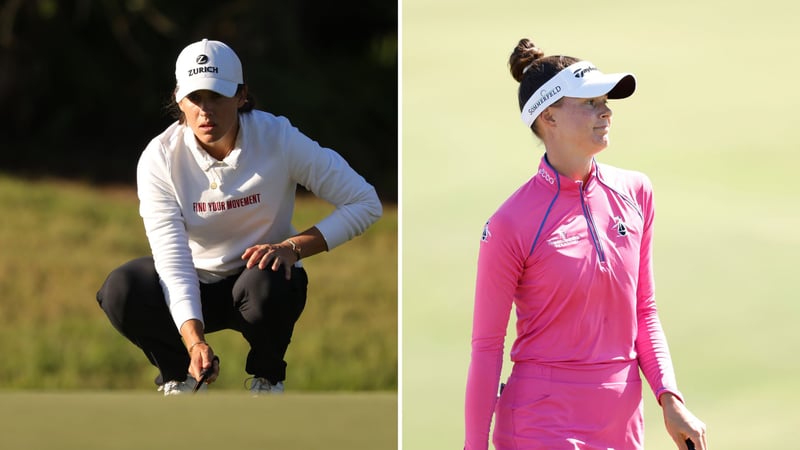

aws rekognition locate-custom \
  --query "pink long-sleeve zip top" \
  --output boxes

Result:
[464,155,681,449]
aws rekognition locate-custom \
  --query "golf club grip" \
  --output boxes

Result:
[686,438,695,450]
[193,355,220,392]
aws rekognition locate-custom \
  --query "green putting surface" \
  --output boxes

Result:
[0,391,397,450]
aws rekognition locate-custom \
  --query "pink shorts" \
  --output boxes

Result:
[493,360,644,450]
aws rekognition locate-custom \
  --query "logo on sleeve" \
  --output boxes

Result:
[481,221,492,242]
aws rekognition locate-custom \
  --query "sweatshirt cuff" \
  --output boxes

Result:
[169,298,204,330]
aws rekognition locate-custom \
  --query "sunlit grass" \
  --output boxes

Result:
[0,176,397,391]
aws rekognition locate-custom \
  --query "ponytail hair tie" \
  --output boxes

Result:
[522,62,535,74]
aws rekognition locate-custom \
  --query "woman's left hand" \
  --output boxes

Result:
[661,393,707,449]
[242,242,298,279]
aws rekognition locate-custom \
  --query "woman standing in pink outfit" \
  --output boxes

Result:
[464,39,708,449]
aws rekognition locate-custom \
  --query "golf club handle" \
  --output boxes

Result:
[201,355,220,379]
[193,355,220,392]
[686,438,695,450]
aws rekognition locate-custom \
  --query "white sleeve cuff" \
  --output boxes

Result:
[168,297,204,330]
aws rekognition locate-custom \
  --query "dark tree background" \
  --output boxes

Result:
[0,0,397,200]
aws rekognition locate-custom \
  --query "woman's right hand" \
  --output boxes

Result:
[188,341,219,384]
[181,319,220,384]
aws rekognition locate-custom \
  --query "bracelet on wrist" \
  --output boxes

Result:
[285,239,302,260]
[188,340,207,354]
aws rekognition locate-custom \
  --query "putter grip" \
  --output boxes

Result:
[193,355,220,392]
[686,438,695,450]
[200,355,220,378]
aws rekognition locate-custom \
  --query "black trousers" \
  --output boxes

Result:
[96,257,307,384]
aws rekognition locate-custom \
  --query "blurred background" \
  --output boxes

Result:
[0,0,397,200]
[0,0,397,393]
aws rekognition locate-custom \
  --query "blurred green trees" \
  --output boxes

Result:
[0,0,397,199]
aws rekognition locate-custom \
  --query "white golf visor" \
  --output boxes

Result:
[520,60,636,127]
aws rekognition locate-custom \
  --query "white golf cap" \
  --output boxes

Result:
[174,39,243,101]
[521,60,635,127]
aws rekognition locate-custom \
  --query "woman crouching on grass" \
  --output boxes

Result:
[464,38,707,449]
[96,39,381,395]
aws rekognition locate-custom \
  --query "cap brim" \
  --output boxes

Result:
[571,73,636,100]
[606,74,636,99]
[175,78,239,101]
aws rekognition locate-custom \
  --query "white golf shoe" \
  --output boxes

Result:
[248,377,285,396]
[158,376,206,396]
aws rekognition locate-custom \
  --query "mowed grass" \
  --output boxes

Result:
[0,391,396,450]
[402,1,800,449]
[0,176,397,392]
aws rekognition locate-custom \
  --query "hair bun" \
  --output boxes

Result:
[509,38,545,83]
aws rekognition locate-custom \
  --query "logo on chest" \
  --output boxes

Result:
[613,216,629,238]
[546,229,582,248]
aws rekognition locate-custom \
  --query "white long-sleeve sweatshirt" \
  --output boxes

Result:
[137,110,382,329]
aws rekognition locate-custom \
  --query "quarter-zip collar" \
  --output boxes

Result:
[534,154,607,263]
[537,154,599,194]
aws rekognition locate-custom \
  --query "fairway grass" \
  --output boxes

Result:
[0,176,397,391]
[0,391,396,450]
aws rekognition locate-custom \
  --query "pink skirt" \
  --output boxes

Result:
[493,360,644,450]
